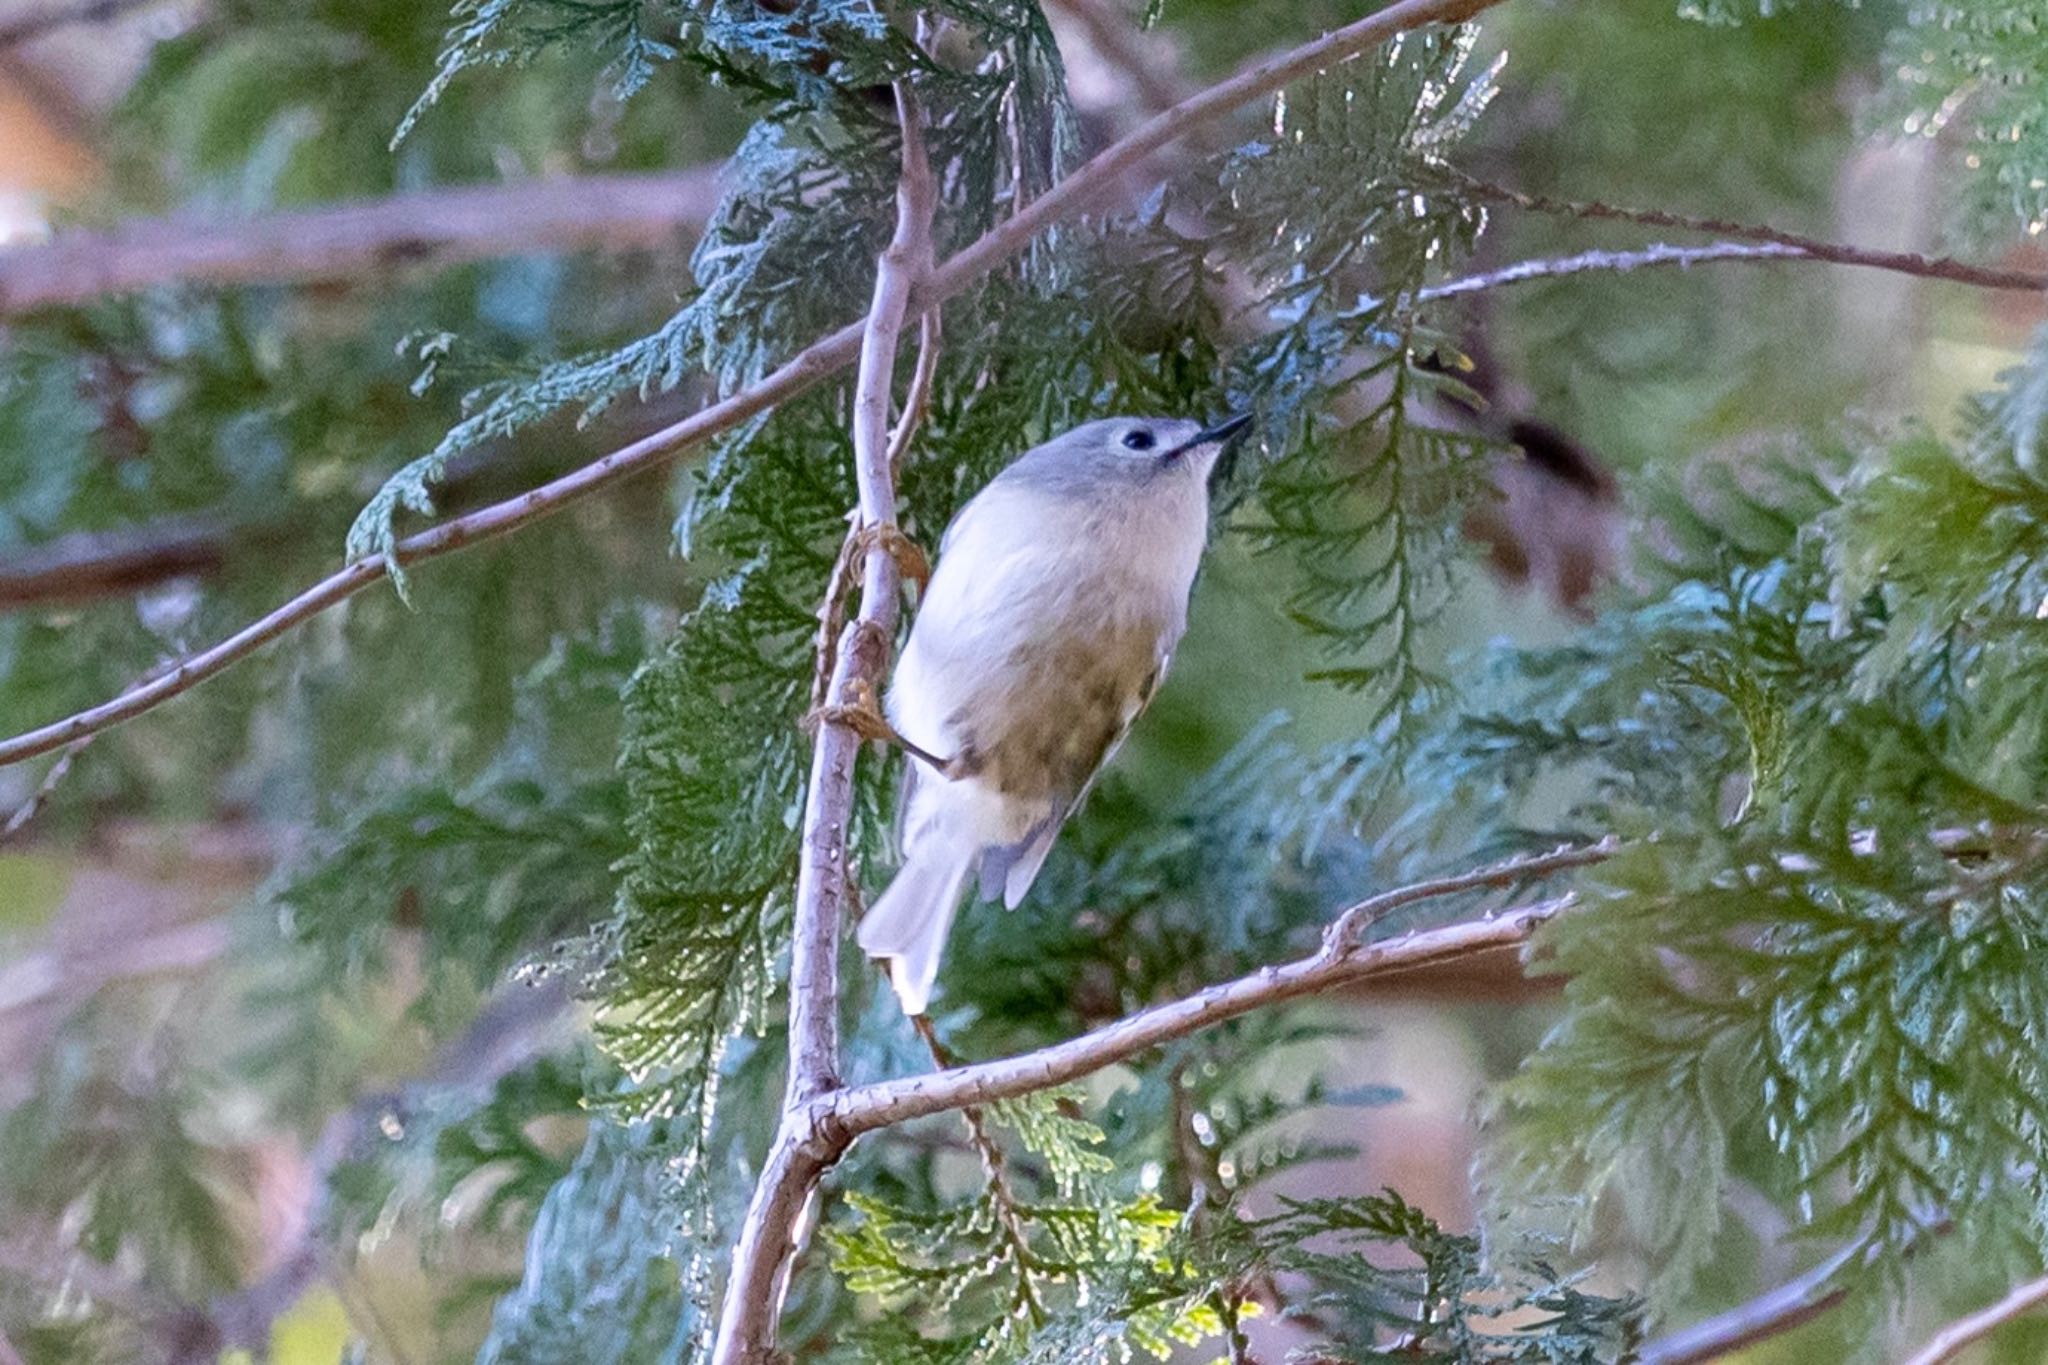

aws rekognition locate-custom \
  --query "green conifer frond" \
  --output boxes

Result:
[1465,347,2048,1298]
[477,1121,700,1364]
[1872,0,2048,245]
[1218,34,1499,721]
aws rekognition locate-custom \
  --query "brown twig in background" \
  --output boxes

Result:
[1633,1208,1956,1365]
[0,0,159,48]
[1414,238,2048,303]
[1629,1240,1867,1365]
[885,310,942,472]
[0,394,695,615]
[0,513,233,608]
[0,167,723,315]
[910,1014,1049,1327]
[1447,171,2048,295]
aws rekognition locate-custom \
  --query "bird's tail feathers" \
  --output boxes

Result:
[858,839,975,1015]
[976,820,1059,910]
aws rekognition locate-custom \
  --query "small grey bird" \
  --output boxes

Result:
[858,412,1250,1014]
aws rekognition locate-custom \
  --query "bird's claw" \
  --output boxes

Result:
[851,523,930,592]
[804,686,958,778]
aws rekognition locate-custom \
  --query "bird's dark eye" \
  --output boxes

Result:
[1121,429,1156,451]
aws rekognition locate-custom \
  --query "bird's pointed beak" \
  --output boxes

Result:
[1169,412,1252,458]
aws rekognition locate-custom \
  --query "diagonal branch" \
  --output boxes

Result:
[1901,1269,2048,1365]
[0,0,1509,773]
[708,838,1606,1362]
[0,168,723,315]
[1418,242,1809,300]
[1415,239,2048,302]
[1448,171,2048,294]
[1629,1239,1867,1365]
[710,76,937,1365]
[1632,1210,1956,1364]
[826,840,1609,1136]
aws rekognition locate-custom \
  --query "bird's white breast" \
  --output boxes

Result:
[888,471,1208,768]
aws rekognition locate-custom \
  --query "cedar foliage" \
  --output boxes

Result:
[7,0,2048,1361]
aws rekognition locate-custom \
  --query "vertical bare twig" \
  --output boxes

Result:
[710,75,939,1365]
[0,737,92,844]
[886,312,943,473]
[910,1016,1048,1326]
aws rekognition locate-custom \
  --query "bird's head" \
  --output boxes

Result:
[1005,413,1254,495]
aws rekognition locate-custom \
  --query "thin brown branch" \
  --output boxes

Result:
[0,0,1509,774]
[1411,234,2048,303]
[705,848,1594,1357]
[885,310,942,472]
[805,515,868,716]
[0,513,233,607]
[0,337,833,768]
[710,77,937,1365]
[0,167,722,315]
[1629,1240,1866,1365]
[911,1015,1048,1327]
[1451,171,2048,294]
[1900,1269,2048,1365]
[1634,1211,1954,1365]
[930,0,1503,299]
[0,734,93,843]
[0,395,693,614]
[801,75,936,1103]
[1324,835,1620,950]
[1417,242,1810,302]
